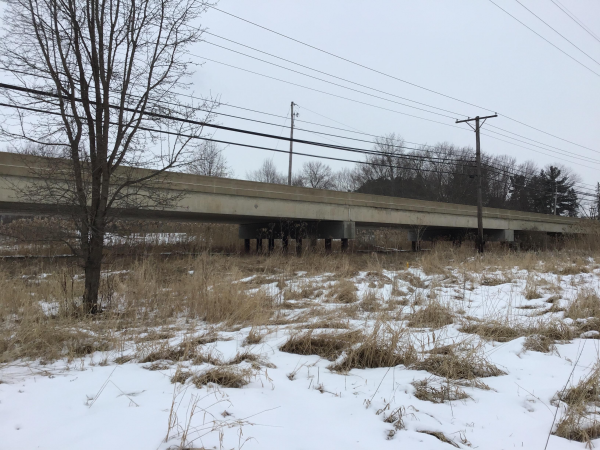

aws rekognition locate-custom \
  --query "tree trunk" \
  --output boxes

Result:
[83,230,105,313]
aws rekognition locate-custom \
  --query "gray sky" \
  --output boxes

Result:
[190,0,599,199]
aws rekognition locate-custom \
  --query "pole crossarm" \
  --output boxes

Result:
[455,114,498,124]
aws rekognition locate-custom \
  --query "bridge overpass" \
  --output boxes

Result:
[0,151,585,252]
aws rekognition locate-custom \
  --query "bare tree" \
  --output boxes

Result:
[246,158,285,184]
[332,167,361,192]
[188,141,232,178]
[354,133,405,185]
[0,0,215,311]
[299,161,334,189]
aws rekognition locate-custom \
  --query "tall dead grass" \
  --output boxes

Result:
[554,365,600,444]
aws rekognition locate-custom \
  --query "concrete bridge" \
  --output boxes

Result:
[0,151,585,252]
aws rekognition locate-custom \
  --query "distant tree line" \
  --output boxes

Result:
[190,133,584,217]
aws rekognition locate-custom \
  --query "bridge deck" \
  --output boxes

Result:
[0,151,584,235]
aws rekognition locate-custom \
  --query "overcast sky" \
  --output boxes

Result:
[188,0,599,199]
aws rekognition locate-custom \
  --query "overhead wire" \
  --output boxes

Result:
[198,35,600,162]
[194,55,469,131]
[7,56,597,170]
[207,4,599,153]
[487,0,600,78]
[512,0,600,66]
[549,0,600,45]
[0,83,477,166]
[202,32,467,117]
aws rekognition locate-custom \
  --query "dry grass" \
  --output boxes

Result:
[565,289,600,321]
[279,330,361,361]
[523,274,543,300]
[191,366,254,389]
[554,366,600,444]
[359,289,382,312]
[414,346,506,380]
[326,279,358,304]
[302,319,351,330]
[460,321,526,343]
[407,299,454,329]
[412,378,469,403]
[243,327,266,345]
[417,430,460,448]
[0,254,279,363]
[0,228,598,372]
[170,368,193,384]
[523,334,556,353]
[329,323,417,373]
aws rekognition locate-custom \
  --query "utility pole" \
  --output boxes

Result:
[553,181,558,215]
[287,102,296,186]
[596,182,600,220]
[456,114,497,254]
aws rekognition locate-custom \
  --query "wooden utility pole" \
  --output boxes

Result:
[456,114,497,253]
[287,102,295,186]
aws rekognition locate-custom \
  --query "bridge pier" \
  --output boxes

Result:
[244,239,250,254]
[239,221,355,255]
[341,238,349,252]
[282,235,289,253]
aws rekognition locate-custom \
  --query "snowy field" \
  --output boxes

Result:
[2,255,600,449]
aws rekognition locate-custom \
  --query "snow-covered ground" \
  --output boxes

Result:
[2,261,600,449]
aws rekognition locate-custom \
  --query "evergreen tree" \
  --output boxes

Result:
[531,166,579,216]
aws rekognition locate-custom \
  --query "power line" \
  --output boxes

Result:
[207,5,599,153]
[206,5,496,114]
[549,0,600,45]
[512,0,600,66]
[196,55,468,131]
[200,57,600,169]
[203,32,467,118]
[484,128,600,166]
[7,63,598,170]
[0,101,479,177]
[487,0,600,78]
[489,123,600,157]
[0,68,525,168]
[200,41,600,162]
[0,84,477,166]
[200,41,457,120]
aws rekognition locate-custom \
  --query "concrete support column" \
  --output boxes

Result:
[282,236,289,253]
[256,239,262,253]
[325,239,332,253]
[296,238,302,256]
[341,238,349,253]
[268,238,275,253]
[244,239,250,254]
